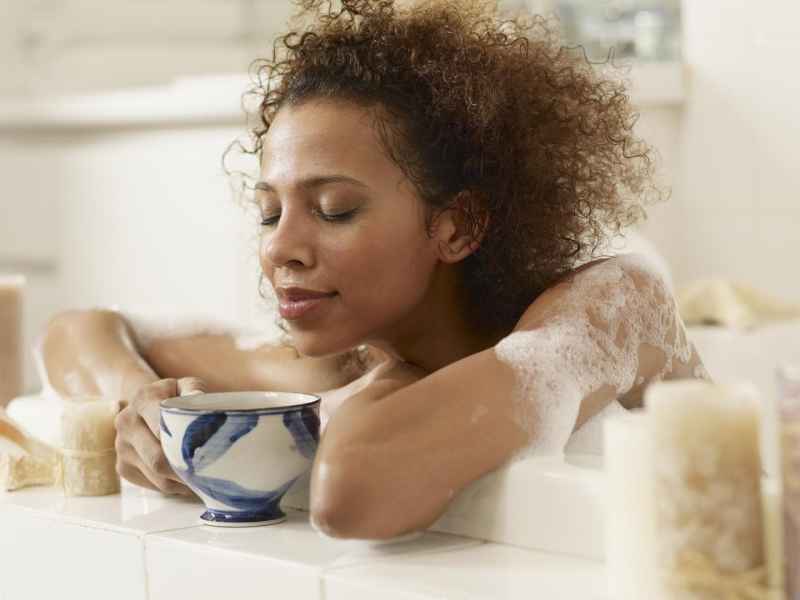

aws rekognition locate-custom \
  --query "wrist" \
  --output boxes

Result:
[117,360,159,401]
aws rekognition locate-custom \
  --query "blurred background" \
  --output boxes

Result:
[1,0,798,396]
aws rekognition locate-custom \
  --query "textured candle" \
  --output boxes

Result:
[778,365,800,599]
[0,275,24,408]
[646,380,768,598]
[604,412,660,599]
[60,399,120,496]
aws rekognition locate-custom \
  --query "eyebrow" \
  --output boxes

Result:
[254,175,370,193]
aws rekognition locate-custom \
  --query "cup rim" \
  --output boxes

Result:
[160,390,321,415]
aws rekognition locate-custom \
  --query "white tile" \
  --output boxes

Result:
[145,508,481,600]
[145,531,323,600]
[324,543,610,600]
[427,456,606,560]
[0,480,205,535]
[0,507,146,600]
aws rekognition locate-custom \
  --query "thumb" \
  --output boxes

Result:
[178,377,207,397]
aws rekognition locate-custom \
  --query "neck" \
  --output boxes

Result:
[366,267,507,374]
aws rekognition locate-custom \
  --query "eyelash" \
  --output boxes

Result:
[260,209,358,228]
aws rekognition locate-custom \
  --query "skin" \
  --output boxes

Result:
[257,99,503,371]
[40,98,707,536]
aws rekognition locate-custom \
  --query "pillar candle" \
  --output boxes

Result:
[604,411,660,599]
[0,275,24,408]
[646,380,768,598]
[606,380,773,599]
[778,365,800,599]
[60,398,121,496]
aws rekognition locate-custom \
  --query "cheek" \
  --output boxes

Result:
[328,230,434,307]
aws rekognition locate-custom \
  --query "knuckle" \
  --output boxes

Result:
[113,408,128,430]
[151,474,177,494]
[116,460,136,480]
[152,453,171,475]
[143,447,168,474]
[133,379,174,404]
[163,480,188,495]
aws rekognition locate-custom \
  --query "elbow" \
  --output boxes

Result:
[310,498,420,542]
[309,466,375,540]
[308,458,433,541]
[42,308,121,341]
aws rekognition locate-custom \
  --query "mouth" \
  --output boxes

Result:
[278,292,338,320]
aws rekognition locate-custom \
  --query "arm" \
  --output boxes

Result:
[39,309,360,402]
[309,254,707,540]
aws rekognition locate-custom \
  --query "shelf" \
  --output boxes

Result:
[0,61,684,131]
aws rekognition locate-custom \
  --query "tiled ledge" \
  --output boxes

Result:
[0,483,609,600]
[9,394,608,561]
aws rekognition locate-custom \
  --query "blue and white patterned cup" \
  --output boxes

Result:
[160,391,320,527]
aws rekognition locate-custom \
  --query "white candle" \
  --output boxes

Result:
[778,365,800,599]
[646,380,768,596]
[604,411,660,600]
[0,275,24,408]
[60,398,120,496]
[762,476,785,597]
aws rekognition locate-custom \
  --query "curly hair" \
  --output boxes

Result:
[236,0,660,336]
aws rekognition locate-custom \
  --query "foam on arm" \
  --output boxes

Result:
[494,254,698,460]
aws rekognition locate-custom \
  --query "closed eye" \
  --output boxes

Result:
[260,208,359,227]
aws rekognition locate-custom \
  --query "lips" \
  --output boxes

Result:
[277,287,337,320]
[278,287,336,301]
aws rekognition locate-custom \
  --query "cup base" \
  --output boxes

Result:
[200,508,287,527]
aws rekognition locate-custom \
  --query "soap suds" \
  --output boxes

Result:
[495,254,694,461]
[693,363,711,381]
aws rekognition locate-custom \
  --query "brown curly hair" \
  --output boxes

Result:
[236,0,660,336]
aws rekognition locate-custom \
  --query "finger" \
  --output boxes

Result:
[115,399,184,486]
[134,379,178,439]
[116,457,160,492]
[178,377,207,397]
[119,439,193,496]
[130,422,186,484]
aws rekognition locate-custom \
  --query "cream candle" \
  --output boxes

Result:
[646,380,769,598]
[0,275,24,408]
[778,365,800,600]
[762,476,786,599]
[60,398,121,496]
[604,411,660,600]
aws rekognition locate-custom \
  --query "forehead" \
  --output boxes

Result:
[260,100,397,183]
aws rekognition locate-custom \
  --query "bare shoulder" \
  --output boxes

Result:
[514,253,670,332]
[508,253,702,412]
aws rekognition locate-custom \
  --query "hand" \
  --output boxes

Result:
[114,377,206,496]
[318,356,428,430]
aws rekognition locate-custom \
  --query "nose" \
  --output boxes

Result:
[260,210,315,271]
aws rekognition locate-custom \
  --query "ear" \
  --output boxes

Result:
[430,192,489,264]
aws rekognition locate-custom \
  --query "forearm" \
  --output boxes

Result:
[310,360,432,539]
[38,309,158,401]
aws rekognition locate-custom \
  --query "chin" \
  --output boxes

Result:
[288,329,361,358]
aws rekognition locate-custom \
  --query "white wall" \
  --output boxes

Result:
[653,0,800,300]
[0,116,273,392]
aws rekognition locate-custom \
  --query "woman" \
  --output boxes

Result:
[39,0,707,540]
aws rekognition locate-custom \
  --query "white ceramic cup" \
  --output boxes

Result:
[160,391,321,527]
